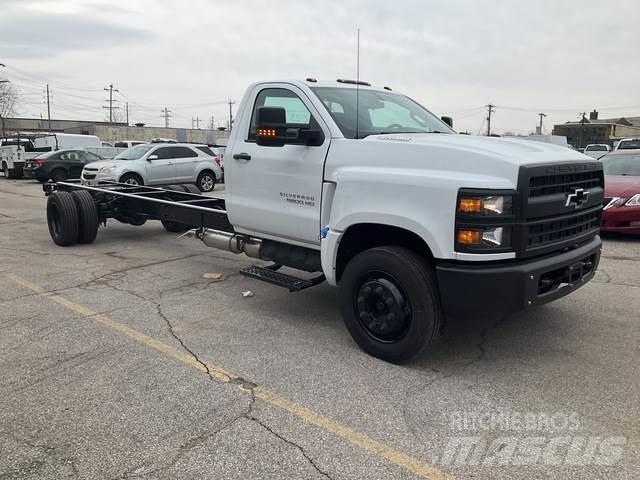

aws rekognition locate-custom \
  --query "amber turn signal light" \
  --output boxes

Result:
[458,197,482,213]
[456,229,482,245]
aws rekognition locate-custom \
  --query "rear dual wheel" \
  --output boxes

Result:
[46,191,99,246]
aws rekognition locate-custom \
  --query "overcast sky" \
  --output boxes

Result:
[1,0,638,135]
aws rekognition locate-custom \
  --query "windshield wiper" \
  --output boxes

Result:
[357,130,447,139]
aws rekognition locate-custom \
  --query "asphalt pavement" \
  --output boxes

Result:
[0,178,638,479]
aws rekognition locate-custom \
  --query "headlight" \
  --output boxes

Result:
[456,226,512,249]
[455,189,515,253]
[99,165,117,173]
[625,193,640,206]
[458,194,513,216]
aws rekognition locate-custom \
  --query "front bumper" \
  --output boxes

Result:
[601,206,640,234]
[436,236,602,317]
[81,171,116,185]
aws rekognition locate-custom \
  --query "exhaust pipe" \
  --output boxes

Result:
[197,229,262,259]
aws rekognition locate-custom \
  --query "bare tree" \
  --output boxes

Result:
[0,79,18,138]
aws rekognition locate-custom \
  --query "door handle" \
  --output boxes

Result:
[233,153,251,161]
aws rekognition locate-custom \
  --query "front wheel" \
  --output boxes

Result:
[119,173,143,186]
[339,246,443,362]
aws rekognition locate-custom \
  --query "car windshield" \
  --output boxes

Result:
[618,140,640,150]
[113,144,154,160]
[602,154,640,175]
[587,145,607,151]
[311,87,454,139]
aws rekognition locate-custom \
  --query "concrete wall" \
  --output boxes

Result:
[89,125,229,146]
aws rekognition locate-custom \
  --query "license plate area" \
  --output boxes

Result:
[537,254,597,296]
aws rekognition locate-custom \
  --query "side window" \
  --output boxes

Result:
[63,151,82,162]
[114,142,127,148]
[86,152,101,161]
[248,88,317,140]
[169,146,196,158]
[152,147,173,159]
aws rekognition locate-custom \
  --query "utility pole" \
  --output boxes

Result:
[578,112,587,149]
[125,102,129,126]
[228,100,235,130]
[161,107,172,128]
[537,112,547,135]
[486,104,495,136]
[103,83,119,124]
[191,116,201,129]
[209,116,215,130]
[46,83,52,132]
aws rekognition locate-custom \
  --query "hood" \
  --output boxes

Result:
[83,159,125,170]
[364,133,590,166]
[604,175,640,198]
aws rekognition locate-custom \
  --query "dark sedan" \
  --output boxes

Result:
[601,150,640,234]
[23,149,104,182]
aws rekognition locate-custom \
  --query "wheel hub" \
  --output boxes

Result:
[356,278,410,340]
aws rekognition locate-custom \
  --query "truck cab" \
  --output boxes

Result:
[223,79,603,360]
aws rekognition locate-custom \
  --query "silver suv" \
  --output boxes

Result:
[81,143,223,192]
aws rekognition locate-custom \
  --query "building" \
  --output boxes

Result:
[553,110,640,149]
[1,117,230,146]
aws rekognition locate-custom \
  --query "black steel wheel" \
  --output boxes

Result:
[46,191,79,246]
[72,190,99,244]
[339,246,442,362]
[196,171,216,192]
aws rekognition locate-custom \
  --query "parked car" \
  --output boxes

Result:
[81,143,222,192]
[601,150,640,234]
[23,149,104,182]
[614,138,640,150]
[583,144,610,159]
[113,140,147,148]
[192,144,224,182]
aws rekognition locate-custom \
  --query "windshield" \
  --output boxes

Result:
[617,140,640,150]
[602,154,640,175]
[311,87,454,139]
[586,145,607,151]
[113,144,154,160]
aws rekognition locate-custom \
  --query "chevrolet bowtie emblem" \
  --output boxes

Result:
[565,187,590,208]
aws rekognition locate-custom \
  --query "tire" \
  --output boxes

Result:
[72,190,99,244]
[196,171,216,192]
[50,168,68,183]
[160,185,192,232]
[119,173,143,186]
[161,220,190,233]
[46,191,79,246]
[181,183,201,195]
[339,246,443,362]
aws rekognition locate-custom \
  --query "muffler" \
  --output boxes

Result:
[197,229,262,259]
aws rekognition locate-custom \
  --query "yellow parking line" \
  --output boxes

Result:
[6,272,454,480]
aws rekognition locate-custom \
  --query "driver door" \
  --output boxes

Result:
[227,84,331,246]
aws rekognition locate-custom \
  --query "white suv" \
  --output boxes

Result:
[81,143,223,192]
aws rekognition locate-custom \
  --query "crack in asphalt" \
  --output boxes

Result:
[149,296,335,479]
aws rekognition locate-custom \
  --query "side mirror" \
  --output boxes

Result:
[256,106,287,147]
[255,106,324,147]
[441,116,453,128]
[147,154,159,161]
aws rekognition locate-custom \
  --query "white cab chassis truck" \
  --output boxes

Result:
[42,79,604,362]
